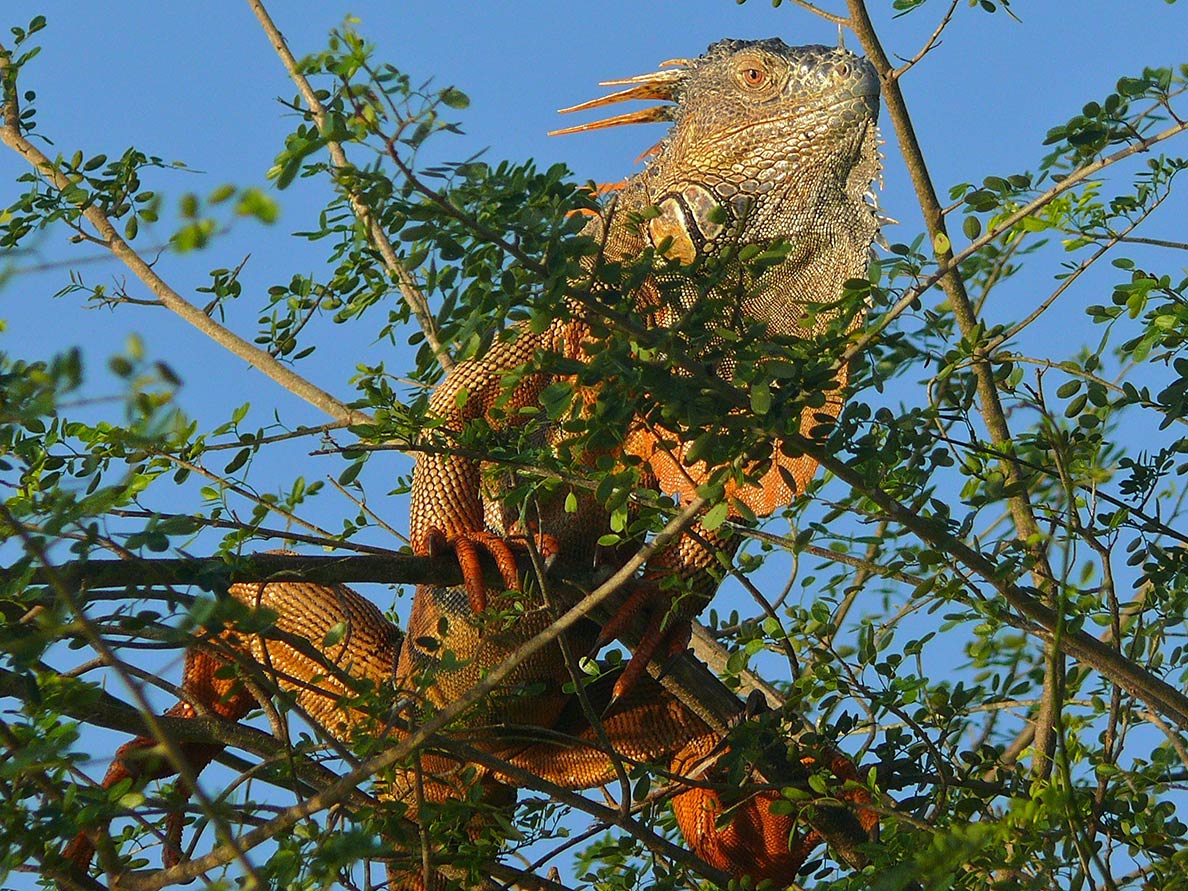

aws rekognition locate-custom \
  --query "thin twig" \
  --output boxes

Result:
[783,0,850,27]
[245,0,451,370]
[891,0,959,78]
[0,45,367,426]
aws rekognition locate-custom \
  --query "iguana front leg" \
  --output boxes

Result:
[410,319,576,611]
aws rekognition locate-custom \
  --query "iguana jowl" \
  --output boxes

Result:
[65,38,883,887]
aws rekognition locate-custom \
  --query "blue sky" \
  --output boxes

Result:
[2,1,1188,886]
[4,0,1186,427]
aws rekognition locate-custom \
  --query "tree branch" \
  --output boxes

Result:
[847,0,1064,775]
[795,433,1188,732]
[0,43,368,427]
[10,552,482,593]
[246,0,452,370]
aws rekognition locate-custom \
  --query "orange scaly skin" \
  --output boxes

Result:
[404,37,885,881]
[64,39,884,887]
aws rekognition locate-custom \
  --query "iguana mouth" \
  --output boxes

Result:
[702,94,879,147]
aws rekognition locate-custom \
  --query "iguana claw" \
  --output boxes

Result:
[594,582,692,700]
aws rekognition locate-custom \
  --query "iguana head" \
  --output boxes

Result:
[555,38,882,340]
[554,38,881,268]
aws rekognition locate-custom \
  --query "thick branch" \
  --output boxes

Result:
[7,544,756,736]
[12,552,455,593]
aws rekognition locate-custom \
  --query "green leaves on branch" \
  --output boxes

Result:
[1044,65,1187,165]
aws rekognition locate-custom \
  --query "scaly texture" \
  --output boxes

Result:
[64,38,883,888]
[415,38,882,690]
[404,36,884,883]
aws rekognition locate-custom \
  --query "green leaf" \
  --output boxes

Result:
[117,791,147,809]
[235,187,279,223]
[750,381,771,415]
[323,621,348,648]
[224,447,251,474]
[439,86,470,109]
[209,183,236,204]
[1056,380,1082,399]
[338,461,363,486]
[702,502,729,531]
[631,775,651,802]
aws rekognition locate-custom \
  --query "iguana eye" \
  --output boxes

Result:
[742,66,767,87]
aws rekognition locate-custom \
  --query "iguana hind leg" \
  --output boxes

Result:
[64,579,402,875]
[63,646,257,870]
[499,672,877,883]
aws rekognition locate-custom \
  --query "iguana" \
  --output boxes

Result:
[64,38,883,887]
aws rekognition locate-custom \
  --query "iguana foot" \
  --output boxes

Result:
[672,742,878,881]
[674,783,816,880]
[424,527,559,613]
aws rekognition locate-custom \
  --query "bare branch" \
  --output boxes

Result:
[892,0,959,78]
[783,1,850,27]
